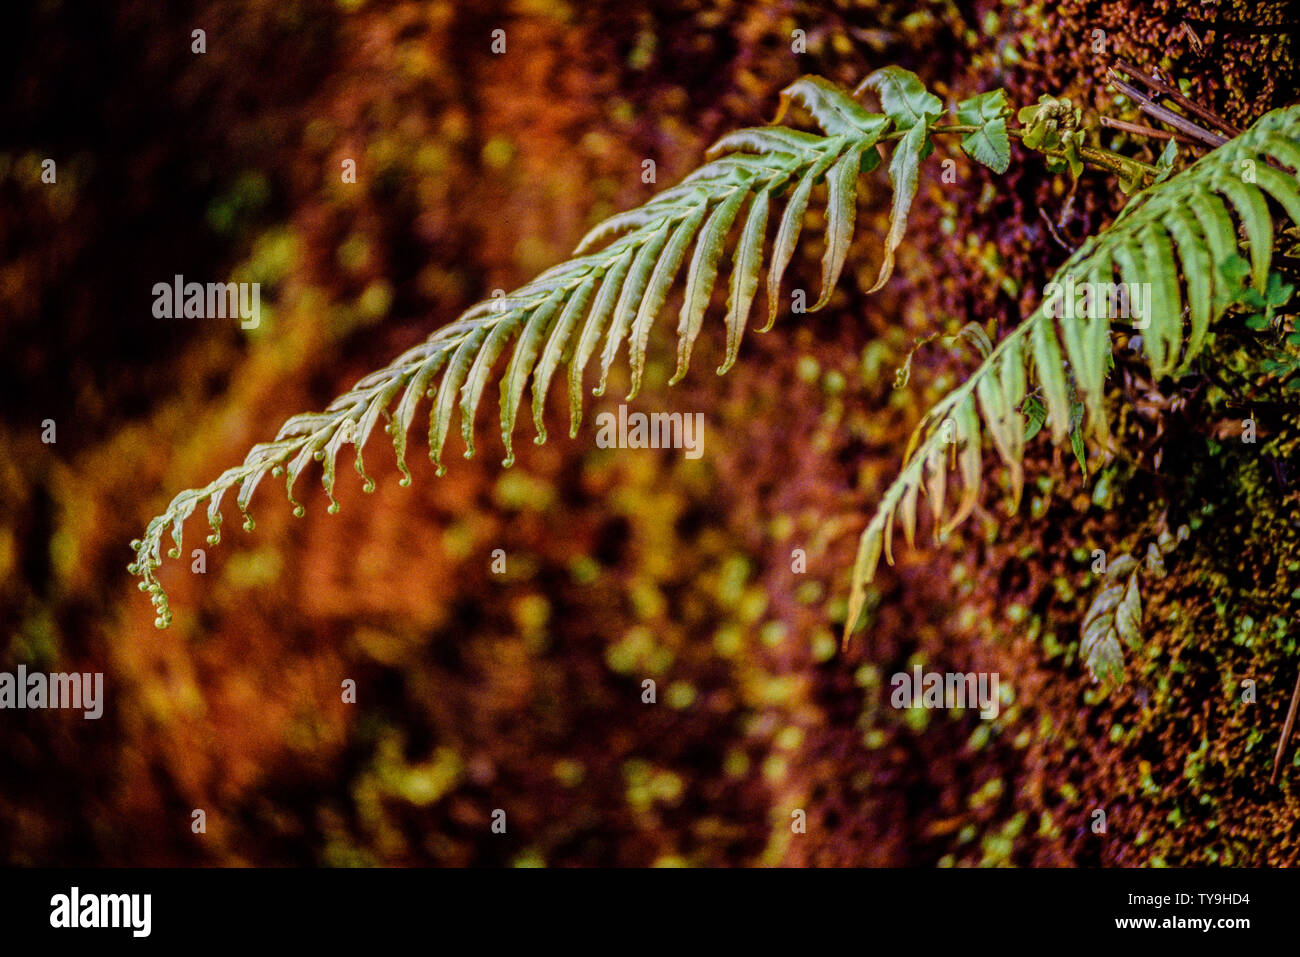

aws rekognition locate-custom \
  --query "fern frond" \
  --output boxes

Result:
[845,104,1300,639]
[1080,554,1141,685]
[132,73,938,628]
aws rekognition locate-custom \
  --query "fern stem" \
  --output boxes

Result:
[920,123,1160,180]
[1098,116,1200,146]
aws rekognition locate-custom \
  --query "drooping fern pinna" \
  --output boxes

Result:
[130,69,1300,671]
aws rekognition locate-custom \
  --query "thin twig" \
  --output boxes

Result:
[1038,208,1075,253]
[1058,177,1078,232]
[1112,59,1241,136]
[1099,115,1201,147]
[1108,73,1228,149]
[1178,20,1204,57]
[1272,664,1300,785]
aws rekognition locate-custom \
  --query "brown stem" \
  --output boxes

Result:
[1108,73,1228,149]
[1038,208,1075,253]
[1074,141,1159,178]
[1271,664,1300,785]
[1099,116,1201,147]
[1112,59,1242,137]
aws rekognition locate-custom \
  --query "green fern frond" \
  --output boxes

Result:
[1079,521,1188,684]
[132,71,938,628]
[845,104,1300,640]
[1081,557,1141,685]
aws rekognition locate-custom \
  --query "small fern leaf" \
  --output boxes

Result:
[1186,191,1237,317]
[573,207,663,257]
[1140,221,1180,379]
[569,245,635,436]
[869,122,932,293]
[501,286,566,465]
[1115,572,1142,651]
[947,397,983,534]
[707,126,825,158]
[773,75,890,138]
[432,324,490,474]
[845,510,885,638]
[460,311,525,460]
[394,347,452,486]
[1079,250,1113,438]
[1215,172,1273,291]
[956,90,1012,174]
[672,185,750,384]
[1254,163,1300,226]
[765,147,839,329]
[1163,210,1211,371]
[354,379,402,490]
[628,201,709,398]
[898,466,921,550]
[1029,316,1071,443]
[973,359,1016,501]
[1081,570,1141,684]
[1263,133,1300,171]
[1081,610,1124,686]
[1110,237,1159,371]
[856,66,942,132]
[719,187,772,374]
[530,275,596,444]
[599,218,675,397]
[813,142,868,310]
[234,444,284,520]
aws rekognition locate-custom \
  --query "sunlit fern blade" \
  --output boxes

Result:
[568,243,636,436]
[599,217,676,397]
[460,313,524,460]
[719,187,772,374]
[765,149,837,330]
[431,324,489,474]
[628,201,709,398]
[672,186,748,383]
[530,276,596,444]
[500,287,566,466]
[813,142,867,310]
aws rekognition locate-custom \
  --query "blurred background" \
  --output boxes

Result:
[1,0,1297,866]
